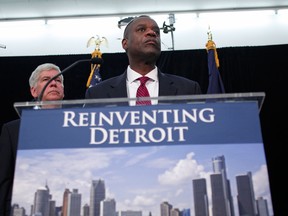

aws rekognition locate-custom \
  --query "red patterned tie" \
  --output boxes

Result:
[136,76,151,105]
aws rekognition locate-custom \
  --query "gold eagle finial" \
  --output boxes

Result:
[87,35,108,50]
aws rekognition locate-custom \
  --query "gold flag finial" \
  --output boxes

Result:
[207,25,213,41]
[86,35,108,88]
[87,35,108,57]
[205,26,220,68]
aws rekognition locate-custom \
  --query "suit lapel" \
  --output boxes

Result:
[158,70,178,96]
[107,72,128,98]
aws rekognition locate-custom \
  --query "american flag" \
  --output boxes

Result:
[86,64,102,88]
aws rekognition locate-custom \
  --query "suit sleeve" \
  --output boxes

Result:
[0,121,19,216]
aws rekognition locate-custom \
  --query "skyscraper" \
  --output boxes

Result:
[83,204,90,216]
[181,208,191,216]
[211,155,234,216]
[170,208,181,216]
[100,198,116,216]
[119,210,142,216]
[49,200,56,216]
[33,186,50,216]
[62,188,71,216]
[236,172,258,216]
[211,173,229,216]
[90,179,106,216]
[160,201,172,216]
[11,204,26,216]
[256,197,269,216]
[192,178,209,216]
[67,189,81,216]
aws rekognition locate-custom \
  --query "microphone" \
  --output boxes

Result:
[37,57,103,101]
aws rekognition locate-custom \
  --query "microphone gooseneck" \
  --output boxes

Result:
[37,57,103,101]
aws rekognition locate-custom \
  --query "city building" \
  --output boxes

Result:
[211,155,235,216]
[192,178,209,216]
[236,172,258,216]
[67,189,82,216]
[160,201,173,216]
[90,179,106,216]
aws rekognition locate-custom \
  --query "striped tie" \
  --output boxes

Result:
[136,76,151,105]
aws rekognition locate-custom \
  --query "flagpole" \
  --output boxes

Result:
[206,27,225,94]
[86,35,107,88]
[86,49,102,88]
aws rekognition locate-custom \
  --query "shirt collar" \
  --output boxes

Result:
[127,66,158,84]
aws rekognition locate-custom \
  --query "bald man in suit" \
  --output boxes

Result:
[85,15,201,103]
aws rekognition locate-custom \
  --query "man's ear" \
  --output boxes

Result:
[122,38,128,50]
[30,87,38,98]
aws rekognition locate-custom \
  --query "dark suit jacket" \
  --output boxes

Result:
[85,70,202,99]
[0,119,20,216]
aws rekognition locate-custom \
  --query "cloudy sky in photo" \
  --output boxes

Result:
[12,143,272,216]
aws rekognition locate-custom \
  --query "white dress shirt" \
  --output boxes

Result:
[126,66,159,106]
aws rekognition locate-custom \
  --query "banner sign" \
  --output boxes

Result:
[18,101,262,150]
[11,101,273,216]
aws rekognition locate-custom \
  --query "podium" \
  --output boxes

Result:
[11,92,273,216]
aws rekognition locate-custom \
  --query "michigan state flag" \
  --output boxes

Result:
[206,40,225,94]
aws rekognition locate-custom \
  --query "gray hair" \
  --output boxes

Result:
[29,63,64,88]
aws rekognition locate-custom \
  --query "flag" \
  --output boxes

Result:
[86,48,103,88]
[86,64,102,88]
[86,35,108,88]
[206,40,225,94]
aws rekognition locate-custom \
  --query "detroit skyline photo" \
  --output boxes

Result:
[12,143,272,216]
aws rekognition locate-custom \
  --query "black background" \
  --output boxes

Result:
[1,44,287,215]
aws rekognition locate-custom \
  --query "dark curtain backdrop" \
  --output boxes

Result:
[1,44,287,215]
